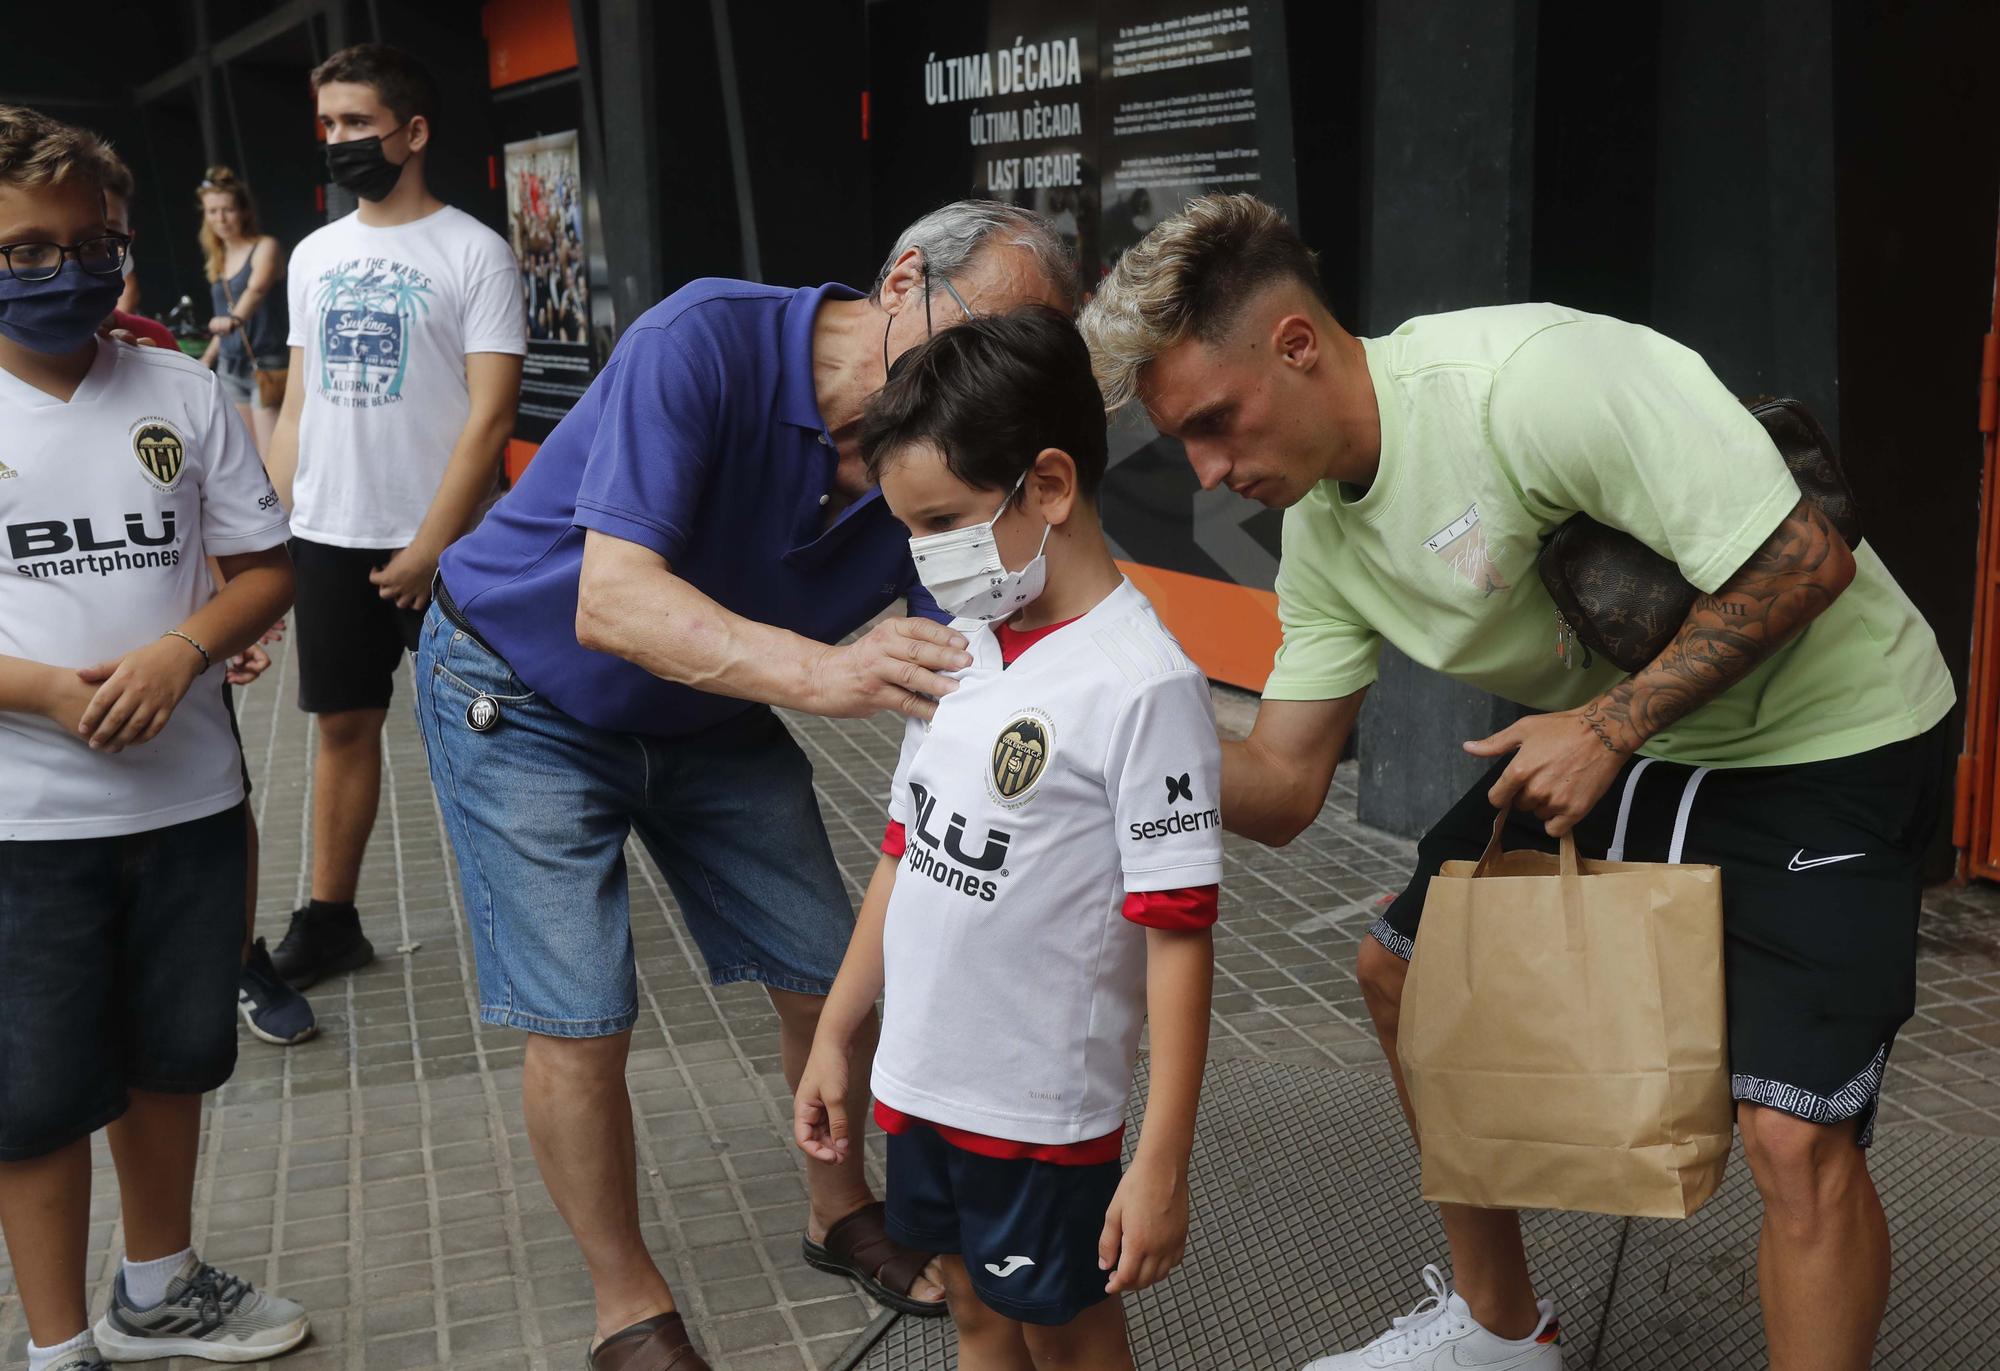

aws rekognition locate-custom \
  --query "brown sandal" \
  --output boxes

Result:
[802,1200,949,1317]
[587,1312,711,1371]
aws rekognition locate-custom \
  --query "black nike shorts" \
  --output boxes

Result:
[290,537,425,714]
[1373,718,1952,1145]
[885,1121,1121,1326]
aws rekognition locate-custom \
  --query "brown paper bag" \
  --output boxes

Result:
[1398,809,1732,1219]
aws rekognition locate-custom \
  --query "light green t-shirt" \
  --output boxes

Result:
[1264,304,1955,768]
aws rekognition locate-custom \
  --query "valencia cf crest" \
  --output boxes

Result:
[465,694,500,732]
[130,418,186,491]
[989,712,1053,805]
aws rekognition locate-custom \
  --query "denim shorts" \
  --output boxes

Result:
[412,603,857,1037]
[0,803,245,1161]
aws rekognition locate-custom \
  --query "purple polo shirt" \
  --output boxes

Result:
[439,279,941,737]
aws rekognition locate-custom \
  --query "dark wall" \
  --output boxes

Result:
[1833,0,2000,715]
[1350,0,1539,839]
[373,0,506,234]
[733,0,873,289]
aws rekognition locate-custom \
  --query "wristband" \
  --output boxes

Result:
[162,629,212,671]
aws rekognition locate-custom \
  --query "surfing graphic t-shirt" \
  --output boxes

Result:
[285,206,525,549]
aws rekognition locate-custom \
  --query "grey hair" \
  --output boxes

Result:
[870,199,1080,312]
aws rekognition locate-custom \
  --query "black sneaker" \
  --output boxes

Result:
[239,938,319,1045]
[269,903,374,990]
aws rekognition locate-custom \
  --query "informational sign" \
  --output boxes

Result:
[504,130,593,442]
[870,0,1297,687]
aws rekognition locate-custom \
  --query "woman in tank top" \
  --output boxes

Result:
[197,166,288,456]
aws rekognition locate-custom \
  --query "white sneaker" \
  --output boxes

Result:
[1301,1264,1562,1369]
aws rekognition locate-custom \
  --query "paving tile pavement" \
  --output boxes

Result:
[2,637,1996,1370]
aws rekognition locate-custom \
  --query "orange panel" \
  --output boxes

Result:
[1955,217,2000,879]
[1115,561,1279,693]
[504,438,540,485]
[484,0,578,90]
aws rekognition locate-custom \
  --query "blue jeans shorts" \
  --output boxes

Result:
[0,803,246,1161]
[412,603,856,1038]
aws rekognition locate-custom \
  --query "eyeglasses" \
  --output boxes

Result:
[0,234,131,283]
[884,253,976,378]
[922,261,974,334]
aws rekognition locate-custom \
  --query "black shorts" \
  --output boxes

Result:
[1375,719,1952,1146]
[0,805,246,1160]
[291,536,425,714]
[885,1122,1122,1326]
[222,682,252,798]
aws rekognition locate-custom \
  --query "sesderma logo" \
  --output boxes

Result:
[1130,807,1221,842]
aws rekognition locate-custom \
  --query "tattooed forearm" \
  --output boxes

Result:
[1583,499,1853,753]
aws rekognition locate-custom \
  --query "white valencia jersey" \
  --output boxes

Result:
[0,342,289,839]
[872,579,1223,1144]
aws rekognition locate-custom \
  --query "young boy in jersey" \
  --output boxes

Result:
[794,308,1221,1367]
[0,107,309,1371]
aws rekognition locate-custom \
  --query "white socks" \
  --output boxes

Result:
[25,1328,93,1371]
[121,1247,193,1310]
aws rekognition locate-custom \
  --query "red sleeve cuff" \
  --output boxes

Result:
[881,820,907,859]
[1121,884,1218,930]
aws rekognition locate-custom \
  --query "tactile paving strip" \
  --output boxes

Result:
[1596,1124,2000,1369]
[853,1059,2000,1369]
[856,1058,1627,1369]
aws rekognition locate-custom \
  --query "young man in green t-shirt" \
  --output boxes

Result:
[1080,194,1953,1371]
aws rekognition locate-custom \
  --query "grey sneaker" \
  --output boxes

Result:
[92,1253,309,1362]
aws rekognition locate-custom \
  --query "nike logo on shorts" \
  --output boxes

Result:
[984,1255,1036,1278]
[1789,849,1865,871]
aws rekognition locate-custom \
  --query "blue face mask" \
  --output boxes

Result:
[0,260,124,355]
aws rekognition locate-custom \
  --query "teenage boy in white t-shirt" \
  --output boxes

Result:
[0,105,308,1371]
[265,43,525,989]
[795,309,1221,1366]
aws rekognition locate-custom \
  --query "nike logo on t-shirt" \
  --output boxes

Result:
[1788,850,1864,871]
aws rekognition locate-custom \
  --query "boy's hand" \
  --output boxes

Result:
[1099,1151,1190,1294]
[369,545,438,611]
[40,669,102,740]
[226,643,272,686]
[792,1046,853,1164]
[75,637,206,752]
[259,617,287,646]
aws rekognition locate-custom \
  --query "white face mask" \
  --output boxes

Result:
[908,471,1052,621]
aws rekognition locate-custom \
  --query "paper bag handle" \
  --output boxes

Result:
[1472,807,1586,950]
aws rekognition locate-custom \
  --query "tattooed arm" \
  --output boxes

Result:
[1465,498,1856,835]
[1580,499,1855,753]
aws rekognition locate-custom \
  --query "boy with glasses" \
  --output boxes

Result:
[0,105,308,1371]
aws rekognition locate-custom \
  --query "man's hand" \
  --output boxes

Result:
[369,545,438,611]
[791,1046,853,1165]
[809,618,972,721]
[1099,1152,1190,1294]
[259,618,286,646]
[75,637,206,752]
[226,643,272,686]
[1465,708,1629,837]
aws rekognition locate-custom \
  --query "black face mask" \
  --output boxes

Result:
[324,124,409,202]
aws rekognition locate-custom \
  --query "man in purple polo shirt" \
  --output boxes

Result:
[415,202,1077,1370]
